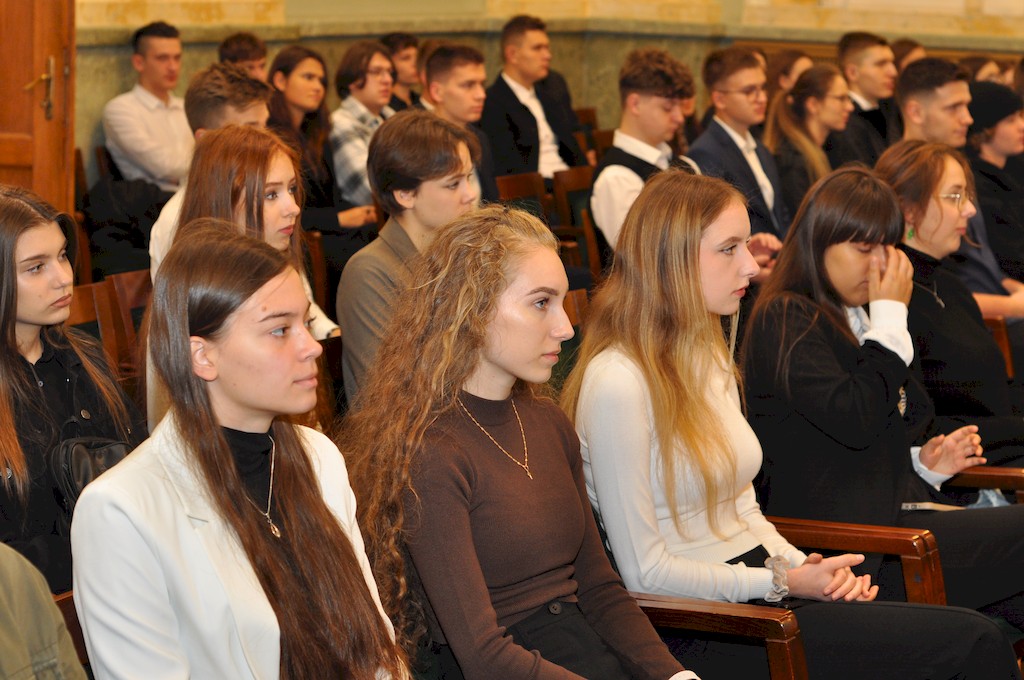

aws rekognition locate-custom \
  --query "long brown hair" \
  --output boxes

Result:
[763,64,842,184]
[0,185,132,500]
[342,206,557,652]
[176,125,304,271]
[150,228,406,679]
[267,45,331,181]
[875,139,975,232]
[560,171,744,537]
[746,166,904,393]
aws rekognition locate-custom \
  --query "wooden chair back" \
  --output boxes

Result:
[984,315,1014,379]
[562,288,590,327]
[67,280,121,366]
[592,129,616,160]
[94,145,123,181]
[105,269,152,378]
[304,230,329,312]
[53,590,88,666]
[496,172,551,222]
[553,166,595,228]
[72,149,93,284]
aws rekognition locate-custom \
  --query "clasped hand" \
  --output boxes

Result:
[786,553,878,602]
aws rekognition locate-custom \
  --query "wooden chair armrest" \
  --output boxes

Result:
[947,466,1024,490]
[769,516,946,605]
[53,590,88,666]
[632,592,808,680]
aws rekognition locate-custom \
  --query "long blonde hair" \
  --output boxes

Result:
[560,171,743,536]
[342,205,557,652]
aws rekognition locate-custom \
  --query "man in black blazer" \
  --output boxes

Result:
[689,47,790,239]
[479,15,586,179]
[425,44,500,203]
[825,32,901,168]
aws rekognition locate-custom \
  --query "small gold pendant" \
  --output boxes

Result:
[269,520,282,538]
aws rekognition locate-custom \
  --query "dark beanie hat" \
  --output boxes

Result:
[968,81,1023,135]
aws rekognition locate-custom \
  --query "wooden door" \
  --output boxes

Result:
[0,0,75,212]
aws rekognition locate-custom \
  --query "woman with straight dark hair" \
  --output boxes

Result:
[267,45,376,308]
[72,228,407,679]
[744,166,1024,631]
[877,139,1024,467]
[345,205,695,679]
[562,169,1021,678]
[0,184,142,594]
[763,64,855,218]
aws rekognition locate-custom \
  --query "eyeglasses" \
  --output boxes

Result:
[939,193,968,210]
[716,83,767,100]
[366,67,394,79]
[825,94,854,105]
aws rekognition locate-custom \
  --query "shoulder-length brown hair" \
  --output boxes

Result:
[746,166,904,392]
[876,139,975,231]
[0,185,132,500]
[177,125,304,271]
[267,45,331,181]
[763,64,843,184]
[342,205,557,653]
[150,227,406,679]
[561,170,744,538]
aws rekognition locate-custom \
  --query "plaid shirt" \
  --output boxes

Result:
[328,96,394,206]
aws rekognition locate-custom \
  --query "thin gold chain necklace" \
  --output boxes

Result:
[457,397,532,480]
[246,435,282,538]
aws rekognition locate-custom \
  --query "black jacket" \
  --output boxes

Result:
[3,334,145,592]
[824,98,902,168]
[688,120,791,237]
[969,154,1024,281]
[480,75,586,177]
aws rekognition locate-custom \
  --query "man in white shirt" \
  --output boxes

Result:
[148,63,272,278]
[479,15,586,179]
[689,47,790,240]
[102,21,193,192]
[590,49,696,256]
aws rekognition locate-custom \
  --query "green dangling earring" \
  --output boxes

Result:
[906,225,915,240]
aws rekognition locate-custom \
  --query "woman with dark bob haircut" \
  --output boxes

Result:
[744,165,1024,632]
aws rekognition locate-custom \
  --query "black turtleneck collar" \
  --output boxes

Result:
[899,243,941,283]
[222,426,273,506]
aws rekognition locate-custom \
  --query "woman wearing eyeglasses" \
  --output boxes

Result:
[763,64,855,220]
[877,140,1024,468]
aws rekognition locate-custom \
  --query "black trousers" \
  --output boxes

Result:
[665,600,1020,679]
[885,504,1024,630]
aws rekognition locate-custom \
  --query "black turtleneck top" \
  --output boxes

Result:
[221,427,273,517]
[901,243,1024,463]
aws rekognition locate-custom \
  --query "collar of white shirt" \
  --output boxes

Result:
[502,72,538,105]
[849,90,876,112]
[131,83,182,111]
[612,129,673,170]
[713,116,757,155]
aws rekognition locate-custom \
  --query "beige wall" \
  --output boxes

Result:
[75,0,1024,185]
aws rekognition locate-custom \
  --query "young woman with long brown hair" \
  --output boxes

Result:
[763,64,855,218]
[345,205,695,679]
[561,169,1021,678]
[0,185,142,594]
[72,228,407,679]
[267,45,377,308]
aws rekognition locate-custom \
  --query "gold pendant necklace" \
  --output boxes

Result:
[247,435,282,538]
[457,397,532,479]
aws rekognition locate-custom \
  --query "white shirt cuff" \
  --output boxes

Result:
[670,672,701,680]
[910,445,953,489]
[865,300,914,365]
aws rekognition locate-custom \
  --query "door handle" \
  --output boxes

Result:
[23,56,55,120]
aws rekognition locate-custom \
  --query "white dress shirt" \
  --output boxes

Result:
[102,84,194,192]
[502,72,569,179]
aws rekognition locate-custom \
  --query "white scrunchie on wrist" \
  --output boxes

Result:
[763,555,789,602]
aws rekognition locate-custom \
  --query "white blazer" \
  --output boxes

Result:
[71,416,392,679]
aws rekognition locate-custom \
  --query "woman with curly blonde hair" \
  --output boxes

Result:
[344,205,694,679]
